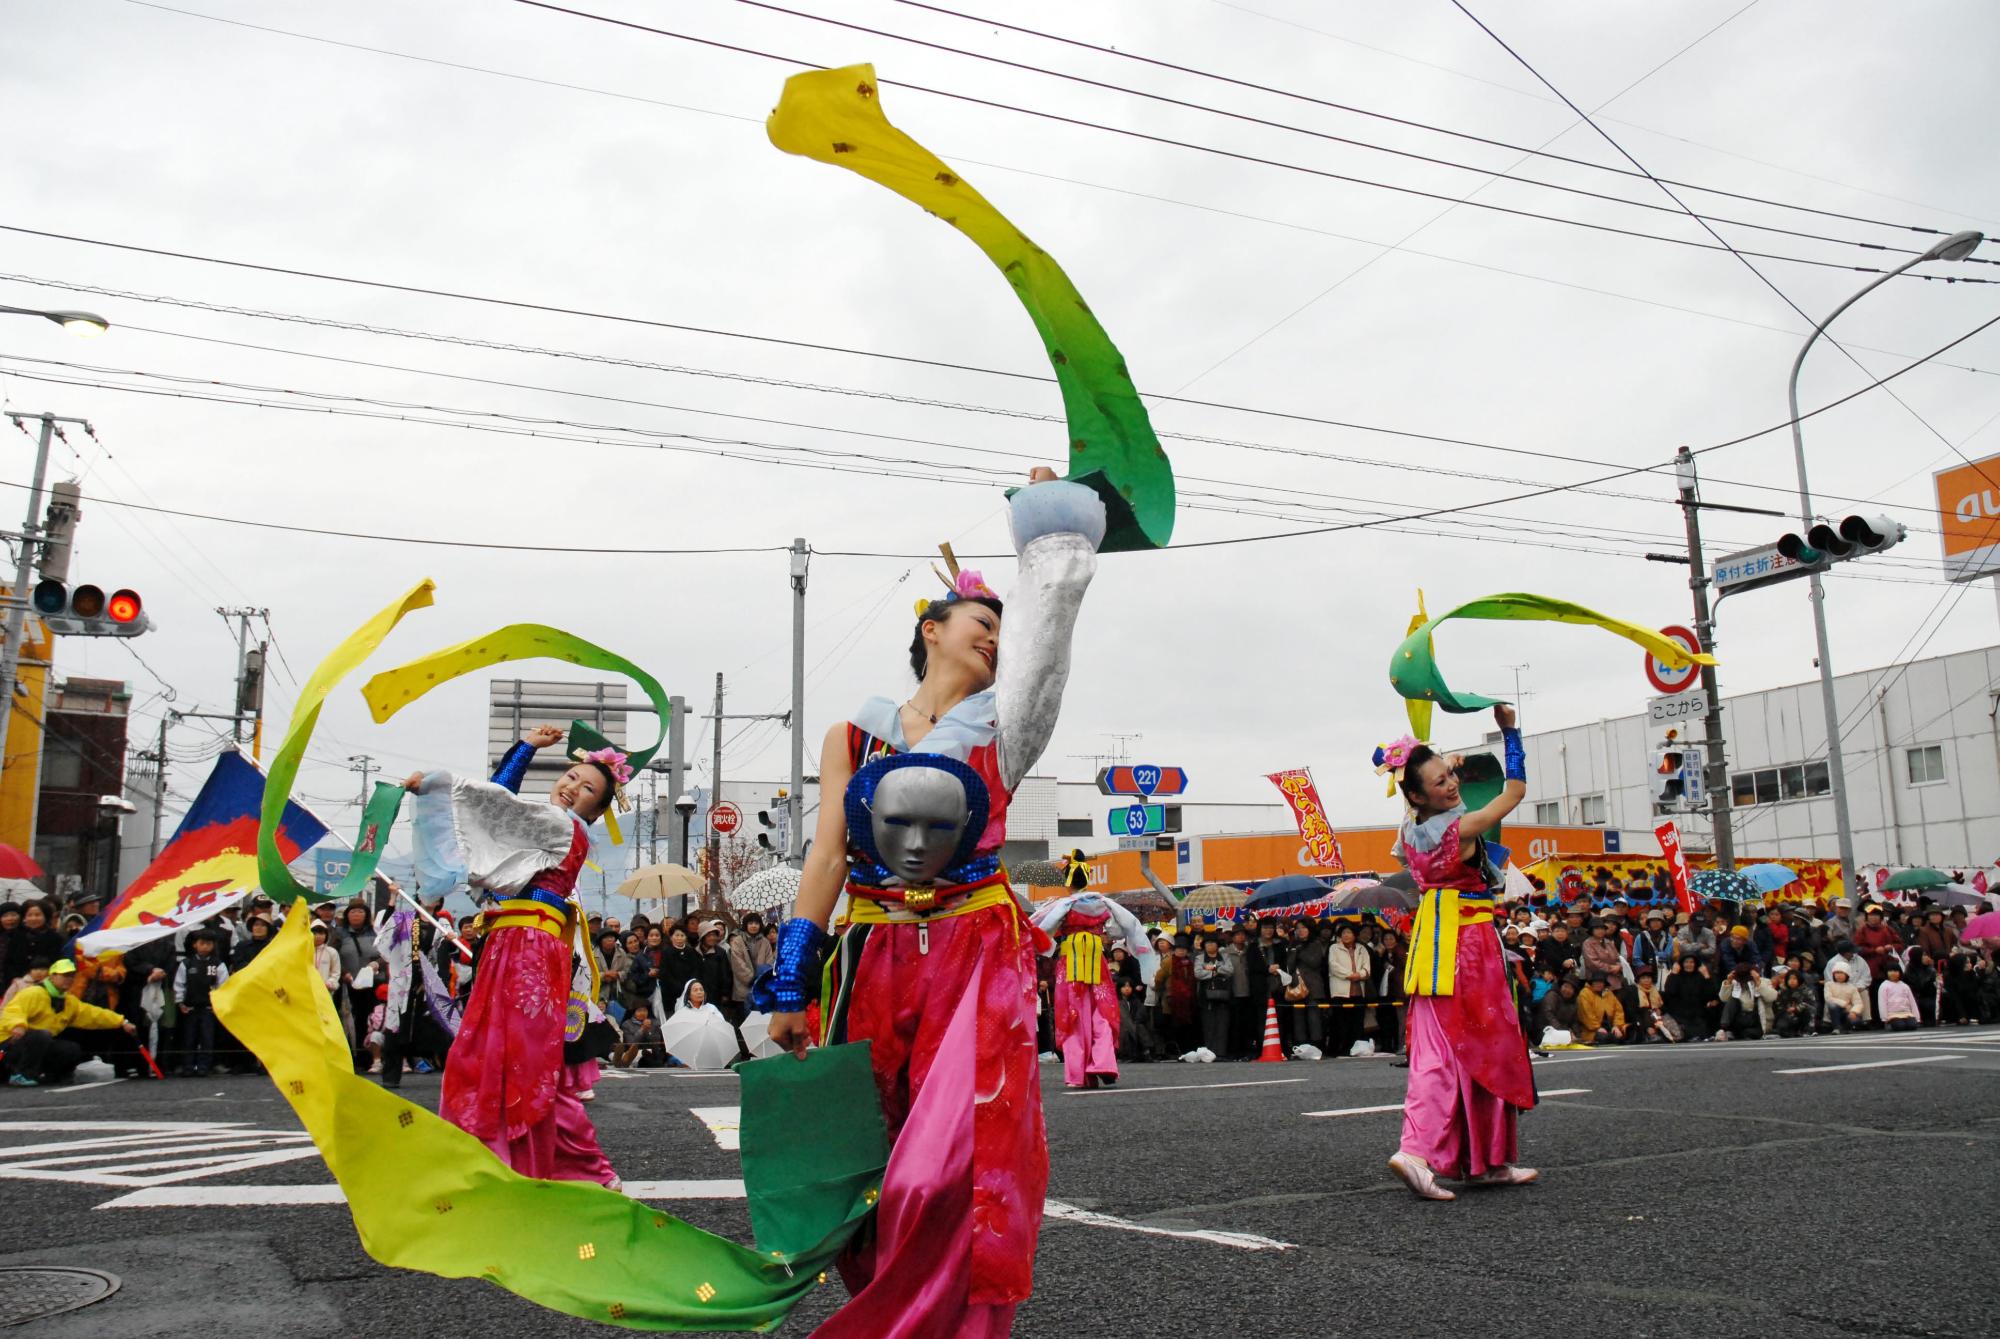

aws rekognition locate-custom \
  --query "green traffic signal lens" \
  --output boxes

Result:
[30,579,66,615]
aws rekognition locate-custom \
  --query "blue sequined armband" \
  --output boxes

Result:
[1502,726,1527,783]
[752,917,831,1013]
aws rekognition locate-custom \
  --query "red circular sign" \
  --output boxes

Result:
[710,801,743,835]
[1645,625,1703,695]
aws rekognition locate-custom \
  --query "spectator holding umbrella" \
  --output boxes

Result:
[1285,921,1328,1051]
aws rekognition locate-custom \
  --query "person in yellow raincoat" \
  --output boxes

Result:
[1,957,137,1086]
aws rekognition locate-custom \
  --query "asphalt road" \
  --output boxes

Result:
[4,1026,1997,1338]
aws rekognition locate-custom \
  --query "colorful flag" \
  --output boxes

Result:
[1264,769,1345,872]
[78,751,327,956]
[1655,820,1692,915]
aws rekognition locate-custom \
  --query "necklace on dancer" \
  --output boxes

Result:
[904,700,939,726]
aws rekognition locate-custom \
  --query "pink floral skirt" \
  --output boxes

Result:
[818,905,1045,1338]
[440,925,565,1145]
[1399,924,1535,1179]
[1054,974,1118,1087]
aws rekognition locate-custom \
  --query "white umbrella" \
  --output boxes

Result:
[739,1010,787,1059]
[1502,863,1535,902]
[728,865,801,914]
[616,863,704,900]
[658,1004,742,1071]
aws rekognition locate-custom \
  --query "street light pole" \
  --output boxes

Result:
[1785,228,1983,900]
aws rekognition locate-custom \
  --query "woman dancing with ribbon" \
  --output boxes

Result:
[760,467,1102,1338]
[404,723,630,1187]
[1387,704,1539,1201]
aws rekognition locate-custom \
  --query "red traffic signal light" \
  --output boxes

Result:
[32,580,151,637]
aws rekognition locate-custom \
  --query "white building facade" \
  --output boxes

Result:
[1469,644,2000,868]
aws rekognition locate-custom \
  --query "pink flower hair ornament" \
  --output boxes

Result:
[570,745,635,813]
[1371,735,1422,798]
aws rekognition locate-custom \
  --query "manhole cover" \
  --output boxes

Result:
[0,1267,120,1327]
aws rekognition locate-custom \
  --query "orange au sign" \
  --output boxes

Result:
[1933,453,2000,582]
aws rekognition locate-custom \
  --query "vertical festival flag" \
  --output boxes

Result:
[1655,819,1692,914]
[1265,769,1345,872]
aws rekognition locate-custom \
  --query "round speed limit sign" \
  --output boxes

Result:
[1645,625,1703,695]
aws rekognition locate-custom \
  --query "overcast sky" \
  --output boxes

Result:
[5,0,1998,850]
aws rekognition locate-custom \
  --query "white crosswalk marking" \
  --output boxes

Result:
[690,1105,741,1150]
[0,1120,317,1187]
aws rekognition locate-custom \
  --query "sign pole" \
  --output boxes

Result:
[1677,447,1735,872]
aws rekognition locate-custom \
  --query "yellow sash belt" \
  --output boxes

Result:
[485,899,570,940]
[1060,931,1105,985]
[1405,890,1496,997]
[841,874,1015,927]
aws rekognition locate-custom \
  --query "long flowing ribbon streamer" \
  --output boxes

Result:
[769,63,1175,552]
[1389,591,1718,739]
[258,580,436,901]
[215,909,873,1331]
[361,623,673,771]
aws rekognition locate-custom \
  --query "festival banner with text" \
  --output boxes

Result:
[1264,768,1345,872]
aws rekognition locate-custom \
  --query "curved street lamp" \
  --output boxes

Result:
[1786,228,1983,903]
[0,303,110,336]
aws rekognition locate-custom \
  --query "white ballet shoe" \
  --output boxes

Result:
[1388,1152,1457,1201]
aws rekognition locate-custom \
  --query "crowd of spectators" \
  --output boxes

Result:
[1064,891,2000,1066]
[7,878,1996,1087]
[0,882,784,1088]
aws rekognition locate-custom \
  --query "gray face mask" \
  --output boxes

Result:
[869,767,971,885]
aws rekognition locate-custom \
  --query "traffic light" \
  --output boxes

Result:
[31,579,149,636]
[1650,731,1705,810]
[1777,514,1906,570]
[756,804,777,851]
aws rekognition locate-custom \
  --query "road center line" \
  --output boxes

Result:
[1305,1087,1590,1117]
[1042,1199,1294,1251]
[1775,1054,1969,1075]
[1063,1078,1305,1096]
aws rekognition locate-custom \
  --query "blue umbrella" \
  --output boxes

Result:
[1688,869,1757,903]
[1244,874,1329,912]
[1739,863,1799,894]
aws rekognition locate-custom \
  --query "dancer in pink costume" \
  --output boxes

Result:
[1384,705,1539,1202]
[1032,892,1153,1090]
[405,724,629,1189]
[762,470,1103,1338]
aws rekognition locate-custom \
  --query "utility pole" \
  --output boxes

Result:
[665,693,687,868]
[1676,447,1736,871]
[144,707,244,857]
[218,607,268,745]
[788,539,808,860]
[709,673,723,910]
[349,754,379,808]
[0,412,88,782]
[148,714,171,858]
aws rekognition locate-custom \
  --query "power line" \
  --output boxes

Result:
[1447,0,2000,498]
[4,270,1976,530]
[7,297,1995,560]
[719,0,1959,262]
[87,10,2000,371]
[506,0,1999,282]
[884,0,1979,241]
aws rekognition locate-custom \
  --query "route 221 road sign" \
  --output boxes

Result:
[1096,765,1189,797]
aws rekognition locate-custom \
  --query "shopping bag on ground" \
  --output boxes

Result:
[1348,1039,1375,1058]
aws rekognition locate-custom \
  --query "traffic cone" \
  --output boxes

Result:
[1256,998,1286,1062]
